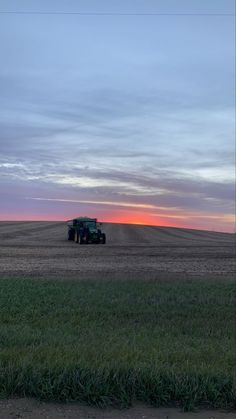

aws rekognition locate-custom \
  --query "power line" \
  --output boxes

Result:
[0,11,235,16]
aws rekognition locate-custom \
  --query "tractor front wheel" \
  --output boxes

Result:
[74,231,78,243]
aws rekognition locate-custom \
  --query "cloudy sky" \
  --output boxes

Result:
[0,0,235,231]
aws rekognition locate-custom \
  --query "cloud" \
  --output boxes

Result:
[27,197,176,211]
[0,149,234,215]
[0,5,235,231]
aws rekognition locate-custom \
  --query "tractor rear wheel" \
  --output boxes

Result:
[68,230,74,241]
[101,233,106,244]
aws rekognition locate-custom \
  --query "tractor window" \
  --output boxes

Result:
[85,221,96,229]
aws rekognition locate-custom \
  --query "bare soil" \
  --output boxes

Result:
[0,399,235,419]
[0,222,235,418]
[0,221,235,280]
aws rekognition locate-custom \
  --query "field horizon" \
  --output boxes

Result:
[0,219,235,235]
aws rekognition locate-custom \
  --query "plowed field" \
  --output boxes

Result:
[0,222,235,280]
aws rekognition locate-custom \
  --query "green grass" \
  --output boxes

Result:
[0,278,235,410]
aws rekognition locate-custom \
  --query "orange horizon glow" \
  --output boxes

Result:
[9,197,232,233]
[103,212,181,228]
[0,212,181,227]
[0,210,234,233]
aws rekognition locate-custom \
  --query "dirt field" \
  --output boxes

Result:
[0,398,235,419]
[0,221,235,280]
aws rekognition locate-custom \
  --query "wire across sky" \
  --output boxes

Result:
[0,11,235,16]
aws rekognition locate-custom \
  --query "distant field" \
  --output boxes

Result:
[0,277,235,410]
[0,222,235,411]
[0,221,235,280]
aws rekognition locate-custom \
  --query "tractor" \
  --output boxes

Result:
[67,217,106,244]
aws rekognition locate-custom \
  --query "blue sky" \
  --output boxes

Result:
[0,0,235,231]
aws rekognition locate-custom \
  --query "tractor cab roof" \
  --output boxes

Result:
[73,217,97,222]
[67,217,97,225]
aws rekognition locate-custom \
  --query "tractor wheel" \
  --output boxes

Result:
[68,230,74,241]
[74,231,78,243]
[78,235,83,245]
[101,233,106,244]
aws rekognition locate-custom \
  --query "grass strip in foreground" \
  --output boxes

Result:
[0,278,235,410]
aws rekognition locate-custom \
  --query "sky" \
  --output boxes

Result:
[0,0,235,232]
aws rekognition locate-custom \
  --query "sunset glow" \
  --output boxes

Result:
[0,195,233,232]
